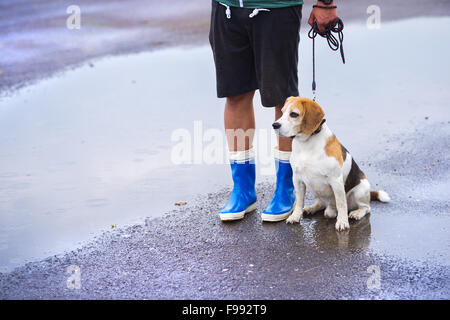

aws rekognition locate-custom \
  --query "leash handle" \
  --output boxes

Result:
[308,18,345,101]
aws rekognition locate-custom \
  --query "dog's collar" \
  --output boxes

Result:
[291,119,326,139]
[311,119,326,136]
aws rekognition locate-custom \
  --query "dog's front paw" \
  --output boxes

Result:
[335,217,350,231]
[286,212,303,224]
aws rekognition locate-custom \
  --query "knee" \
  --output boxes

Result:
[226,91,254,108]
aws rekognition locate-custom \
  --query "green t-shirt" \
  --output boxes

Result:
[215,0,303,9]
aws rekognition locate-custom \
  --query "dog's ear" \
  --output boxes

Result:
[301,99,325,135]
[281,96,295,113]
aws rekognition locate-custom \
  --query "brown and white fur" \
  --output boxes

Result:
[273,97,390,231]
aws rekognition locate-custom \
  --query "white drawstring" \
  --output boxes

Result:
[219,2,231,19]
[249,8,270,18]
[218,3,270,20]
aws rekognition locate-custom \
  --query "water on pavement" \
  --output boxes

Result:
[0,17,449,272]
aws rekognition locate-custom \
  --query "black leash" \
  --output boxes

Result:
[308,18,345,101]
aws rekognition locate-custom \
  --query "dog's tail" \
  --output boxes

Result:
[370,190,390,203]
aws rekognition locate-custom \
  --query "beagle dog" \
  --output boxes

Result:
[273,97,390,231]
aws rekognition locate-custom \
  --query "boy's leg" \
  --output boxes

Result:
[220,90,258,221]
[261,104,294,222]
[275,105,292,152]
[225,91,256,151]
[209,2,259,220]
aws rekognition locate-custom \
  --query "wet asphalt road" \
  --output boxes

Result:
[0,120,448,299]
[1,1,450,300]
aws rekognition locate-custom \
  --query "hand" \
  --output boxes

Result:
[308,2,338,32]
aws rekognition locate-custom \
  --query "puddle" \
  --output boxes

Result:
[369,209,450,265]
[1,17,450,272]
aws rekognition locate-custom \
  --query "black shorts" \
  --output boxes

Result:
[209,1,302,107]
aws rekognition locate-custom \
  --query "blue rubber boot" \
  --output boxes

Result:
[220,149,257,221]
[261,149,295,222]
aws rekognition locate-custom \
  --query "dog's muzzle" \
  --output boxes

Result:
[272,122,281,129]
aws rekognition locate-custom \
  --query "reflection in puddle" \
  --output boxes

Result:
[291,212,372,252]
